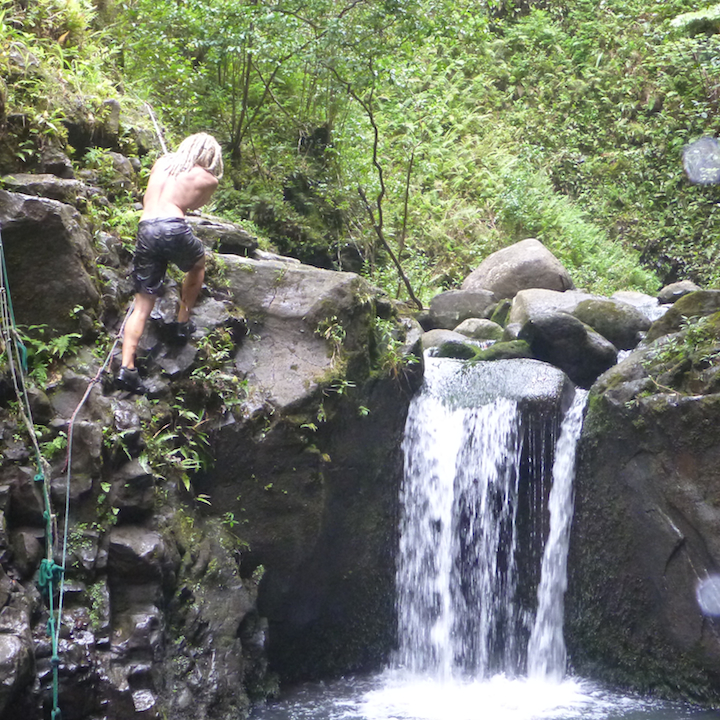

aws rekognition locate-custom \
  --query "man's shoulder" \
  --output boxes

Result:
[187,165,219,189]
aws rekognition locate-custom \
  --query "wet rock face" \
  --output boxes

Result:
[0,176,421,720]
[0,190,100,334]
[202,370,420,681]
[518,312,617,389]
[567,334,720,702]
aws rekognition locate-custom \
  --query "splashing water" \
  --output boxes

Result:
[527,389,588,681]
[397,355,575,679]
[397,385,525,677]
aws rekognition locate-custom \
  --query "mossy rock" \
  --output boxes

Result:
[670,5,720,36]
[490,298,512,327]
[646,290,720,343]
[472,340,532,361]
[434,339,479,359]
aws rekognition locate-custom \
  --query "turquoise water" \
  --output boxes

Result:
[250,671,720,720]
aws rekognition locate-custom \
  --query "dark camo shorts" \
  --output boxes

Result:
[132,217,205,295]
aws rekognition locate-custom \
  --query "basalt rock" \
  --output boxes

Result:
[224,254,383,409]
[0,173,87,206]
[657,280,701,304]
[0,593,34,716]
[568,333,720,702]
[427,289,496,330]
[453,317,504,341]
[645,290,720,344]
[0,190,100,335]
[508,288,595,326]
[518,312,617,388]
[186,215,258,256]
[462,238,575,298]
[572,297,650,350]
[420,328,469,351]
[511,288,650,351]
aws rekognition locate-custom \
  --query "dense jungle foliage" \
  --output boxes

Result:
[2,0,720,304]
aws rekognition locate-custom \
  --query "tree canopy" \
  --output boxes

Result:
[2,0,719,302]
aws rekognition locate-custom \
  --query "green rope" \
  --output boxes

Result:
[0,225,62,718]
[37,558,63,592]
[0,226,134,719]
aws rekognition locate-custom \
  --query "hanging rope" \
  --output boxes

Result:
[0,225,61,717]
[0,222,134,720]
[55,301,133,638]
[144,102,169,156]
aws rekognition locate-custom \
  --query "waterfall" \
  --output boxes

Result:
[396,355,587,681]
[527,389,588,681]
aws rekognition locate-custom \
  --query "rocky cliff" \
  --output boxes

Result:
[0,155,422,719]
[567,292,720,703]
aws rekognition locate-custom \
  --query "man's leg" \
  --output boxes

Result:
[177,254,206,323]
[121,293,156,369]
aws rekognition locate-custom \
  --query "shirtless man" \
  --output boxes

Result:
[116,132,223,394]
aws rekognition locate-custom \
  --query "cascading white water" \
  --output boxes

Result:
[397,383,523,677]
[527,389,588,681]
[396,355,586,681]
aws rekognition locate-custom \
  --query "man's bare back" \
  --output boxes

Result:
[141,155,219,220]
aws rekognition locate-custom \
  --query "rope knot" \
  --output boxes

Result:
[34,472,45,483]
[37,558,63,594]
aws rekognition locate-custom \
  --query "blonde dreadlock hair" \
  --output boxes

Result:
[164,132,224,179]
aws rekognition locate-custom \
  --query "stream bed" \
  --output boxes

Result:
[250,671,720,720]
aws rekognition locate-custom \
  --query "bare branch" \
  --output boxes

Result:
[358,186,423,310]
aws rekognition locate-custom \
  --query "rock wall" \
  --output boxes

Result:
[567,296,720,703]
[0,165,422,719]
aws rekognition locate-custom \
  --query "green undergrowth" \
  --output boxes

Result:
[4,0,720,311]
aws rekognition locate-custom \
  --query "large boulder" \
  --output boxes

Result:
[1,173,87,206]
[186,214,258,256]
[223,254,379,409]
[568,333,720,702]
[0,190,100,334]
[420,328,471,351]
[453,318,504,341]
[427,289,496,330]
[572,297,651,350]
[518,312,617,388]
[511,289,650,351]
[509,288,595,326]
[462,238,574,298]
[657,280,701,304]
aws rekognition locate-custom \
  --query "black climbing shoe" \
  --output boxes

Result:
[174,320,196,344]
[116,367,148,395]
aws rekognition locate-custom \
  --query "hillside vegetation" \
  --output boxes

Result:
[2,0,719,303]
